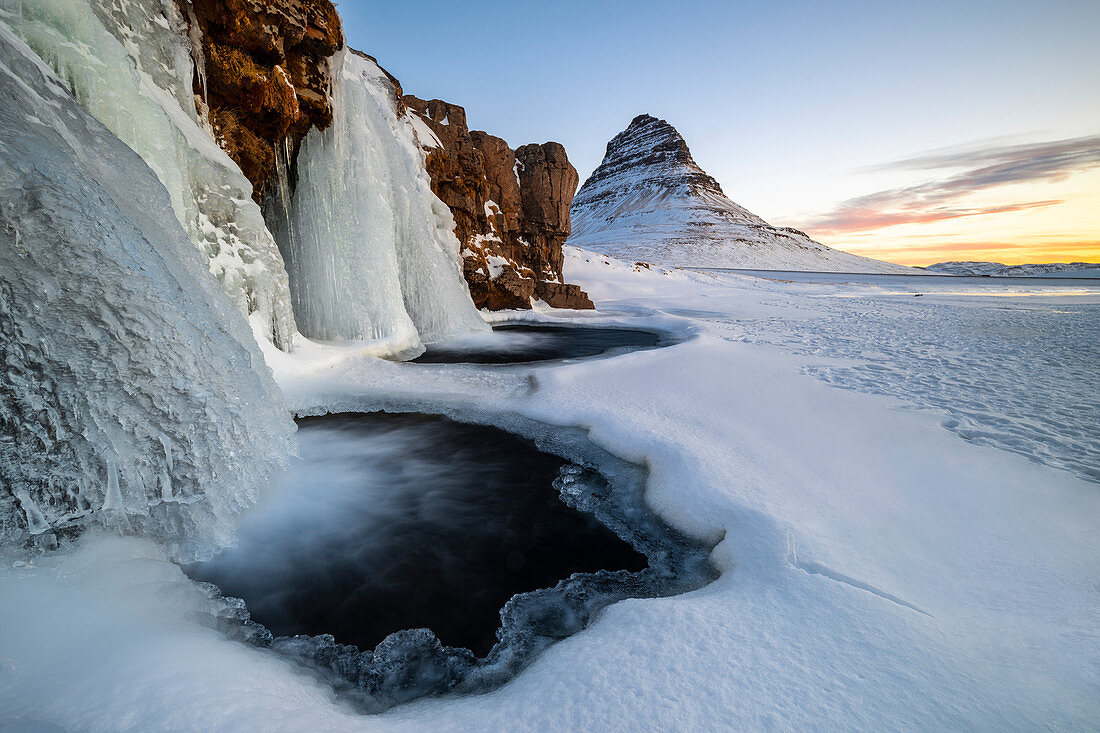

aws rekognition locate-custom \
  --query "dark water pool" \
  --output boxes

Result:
[412,323,663,364]
[188,412,647,656]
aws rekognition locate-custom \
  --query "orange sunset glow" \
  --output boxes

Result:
[797,137,1100,267]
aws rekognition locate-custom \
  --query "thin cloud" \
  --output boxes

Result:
[801,135,1100,235]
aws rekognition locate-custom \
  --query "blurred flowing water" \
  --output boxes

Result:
[412,323,664,364]
[188,413,647,655]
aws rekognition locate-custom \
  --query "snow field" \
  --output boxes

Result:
[6,247,1096,730]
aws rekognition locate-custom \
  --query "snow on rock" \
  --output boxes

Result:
[0,0,299,350]
[570,114,914,273]
[0,22,295,560]
[267,49,487,350]
[926,260,1100,277]
[402,96,594,310]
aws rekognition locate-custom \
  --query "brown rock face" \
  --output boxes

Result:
[404,96,593,310]
[175,0,343,199]
[172,0,587,311]
[516,142,579,278]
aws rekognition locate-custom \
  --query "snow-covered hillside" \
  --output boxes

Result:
[570,115,912,273]
[927,260,1100,277]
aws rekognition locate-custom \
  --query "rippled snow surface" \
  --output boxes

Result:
[734,278,1100,483]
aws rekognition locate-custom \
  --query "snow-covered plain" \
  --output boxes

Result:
[3,249,1098,730]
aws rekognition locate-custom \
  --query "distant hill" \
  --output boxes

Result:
[925,261,1100,278]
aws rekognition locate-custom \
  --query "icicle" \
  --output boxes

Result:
[101,459,123,513]
[270,51,486,350]
[158,434,175,502]
[273,137,294,226]
[177,0,210,123]
[14,490,50,535]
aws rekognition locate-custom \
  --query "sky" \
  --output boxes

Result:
[338,0,1100,266]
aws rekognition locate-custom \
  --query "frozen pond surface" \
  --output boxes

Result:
[182,409,715,711]
[188,413,647,656]
[721,272,1100,483]
[412,323,664,364]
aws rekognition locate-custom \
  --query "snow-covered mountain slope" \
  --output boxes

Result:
[570,115,912,273]
[927,261,1100,277]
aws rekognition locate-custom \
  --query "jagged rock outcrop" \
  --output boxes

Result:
[176,0,343,199]
[405,96,593,310]
[571,114,913,273]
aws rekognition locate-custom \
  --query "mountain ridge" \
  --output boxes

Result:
[570,114,912,273]
[926,261,1100,277]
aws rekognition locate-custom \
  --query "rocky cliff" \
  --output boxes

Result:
[404,97,593,309]
[175,0,343,200]
[571,114,913,273]
[177,0,590,310]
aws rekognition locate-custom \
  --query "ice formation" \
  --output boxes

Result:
[0,22,295,558]
[0,0,298,349]
[268,50,487,350]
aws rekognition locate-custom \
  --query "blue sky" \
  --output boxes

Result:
[339,0,1100,264]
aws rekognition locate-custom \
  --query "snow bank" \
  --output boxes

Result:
[1,245,1096,727]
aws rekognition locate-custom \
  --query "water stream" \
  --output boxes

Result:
[187,410,716,712]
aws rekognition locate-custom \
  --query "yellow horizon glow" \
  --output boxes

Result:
[817,167,1100,267]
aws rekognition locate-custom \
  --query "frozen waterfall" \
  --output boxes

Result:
[269,50,488,351]
[0,0,298,350]
[0,23,296,559]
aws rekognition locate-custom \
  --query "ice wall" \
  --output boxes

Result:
[0,0,298,350]
[0,22,296,559]
[269,50,487,349]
